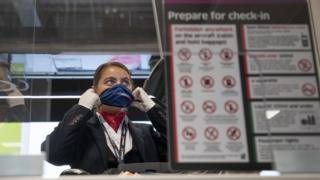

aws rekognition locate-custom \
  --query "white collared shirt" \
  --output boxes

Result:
[96,112,133,157]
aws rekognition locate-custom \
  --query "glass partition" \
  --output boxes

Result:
[0,0,320,177]
[0,0,159,177]
[161,0,320,173]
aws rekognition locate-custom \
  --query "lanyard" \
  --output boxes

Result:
[98,114,128,163]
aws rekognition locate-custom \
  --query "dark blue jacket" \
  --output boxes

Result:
[41,104,167,174]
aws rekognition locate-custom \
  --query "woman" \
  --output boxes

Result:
[41,61,167,174]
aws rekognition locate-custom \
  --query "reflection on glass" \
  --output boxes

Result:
[10,53,151,76]
[0,61,29,122]
[0,0,157,177]
[0,123,22,155]
[265,109,280,120]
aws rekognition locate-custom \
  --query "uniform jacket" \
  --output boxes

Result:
[41,104,167,174]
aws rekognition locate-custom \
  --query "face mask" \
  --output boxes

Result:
[99,84,134,108]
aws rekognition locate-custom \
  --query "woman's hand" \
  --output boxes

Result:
[131,87,155,112]
[78,88,100,110]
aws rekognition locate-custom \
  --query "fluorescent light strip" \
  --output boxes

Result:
[0,96,80,99]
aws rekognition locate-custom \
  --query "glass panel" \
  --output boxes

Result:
[0,0,158,52]
[0,0,319,177]
[161,0,320,173]
[0,0,160,177]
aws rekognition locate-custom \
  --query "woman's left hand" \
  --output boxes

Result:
[131,87,155,112]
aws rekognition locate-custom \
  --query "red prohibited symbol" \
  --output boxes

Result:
[202,100,216,114]
[204,127,219,141]
[181,100,195,114]
[224,100,238,114]
[179,76,193,89]
[227,126,241,141]
[222,75,236,88]
[201,75,214,89]
[178,48,192,61]
[302,83,316,97]
[198,48,213,61]
[182,127,197,141]
[220,48,234,61]
[298,59,312,72]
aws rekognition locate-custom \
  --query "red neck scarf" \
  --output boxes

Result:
[100,111,126,132]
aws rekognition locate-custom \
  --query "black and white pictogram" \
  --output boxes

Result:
[181,100,195,114]
[202,100,216,114]
[222,75,236,88]
[201,75,214,89]
[198,48,213,61]
[178,48,192,61]
[179,75,193,89]
[224,100,238,114]
[298,59,312,72]
[220,48,234,61]
[204,127,219,141]
[182,127,197,141]
[226,126,241,141]
[302,83,316,97]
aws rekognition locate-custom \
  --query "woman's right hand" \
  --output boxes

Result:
[78,88,100,110]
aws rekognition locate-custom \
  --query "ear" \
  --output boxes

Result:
[129,80,135,91]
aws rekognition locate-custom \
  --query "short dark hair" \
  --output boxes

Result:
[93,61,132,87]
